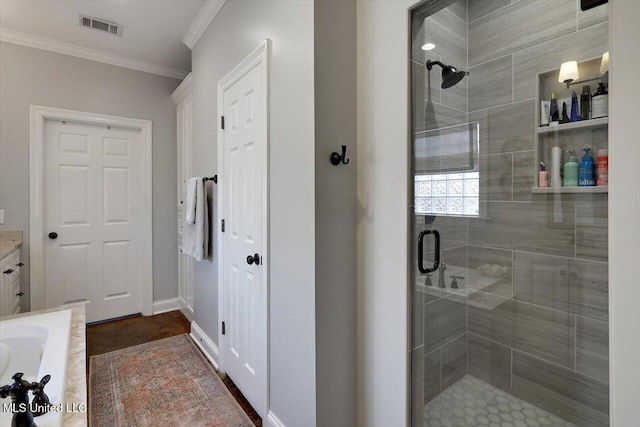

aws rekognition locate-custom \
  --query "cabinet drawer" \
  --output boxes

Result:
[8,251,19,267]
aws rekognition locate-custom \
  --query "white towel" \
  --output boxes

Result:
[182,178,209,261]
[184,177,198,224]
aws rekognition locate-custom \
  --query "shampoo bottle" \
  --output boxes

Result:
[592,83,609,119]
[563,150,579,187]
[597,148,608,187]
[570,91,580,122]
[578,148,596,186]
[551,146,563,187]
[580,86,591,120]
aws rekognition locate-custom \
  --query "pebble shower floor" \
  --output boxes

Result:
[424,375,578,427]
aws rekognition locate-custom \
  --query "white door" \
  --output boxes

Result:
[219,43,268,416]
[177,93,194,317]
[44,120,143,323]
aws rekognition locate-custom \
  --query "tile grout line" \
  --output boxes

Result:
[467,1,515,26]
[467,331,609,386]
[467,98,537,115]
[468,19,607,70]
[465,244,608,265]
[469,286,606,322]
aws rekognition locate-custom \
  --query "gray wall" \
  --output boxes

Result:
[0,42,181,310]
[314,1,357,426]
[190,1,317,425]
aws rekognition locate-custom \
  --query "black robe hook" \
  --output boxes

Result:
[330,145,350,166]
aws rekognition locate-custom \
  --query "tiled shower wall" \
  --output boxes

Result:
[412,1,610,426]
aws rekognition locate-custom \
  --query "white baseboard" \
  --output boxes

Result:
[189,321,219,370]
[152,297,182,315]
[266,411,286,427]
[179,298,194,322]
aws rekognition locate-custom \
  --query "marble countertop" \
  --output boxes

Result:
[1,303,88,427]
[0,230,22,260]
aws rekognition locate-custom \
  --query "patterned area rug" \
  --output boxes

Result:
[89,334,254,427]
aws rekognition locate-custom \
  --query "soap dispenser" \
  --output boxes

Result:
[578,148,595,186]
[563,150,579,187]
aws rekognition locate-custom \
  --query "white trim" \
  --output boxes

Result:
[0,28,188,79]
[189,321,219,370]
[217,39,271,419]
[182,0,227,49]
[266,411,286,427]
[29,105,154,317]
[152,297,182,315]
[171,73,193,104]
[179,300,194,322]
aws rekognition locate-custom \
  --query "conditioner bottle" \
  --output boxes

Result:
[563,150,579,187]
[578,148,595,186]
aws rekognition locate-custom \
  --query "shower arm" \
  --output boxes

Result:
[426,60,445,71]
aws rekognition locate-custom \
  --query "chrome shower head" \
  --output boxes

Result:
[426,60,469,89]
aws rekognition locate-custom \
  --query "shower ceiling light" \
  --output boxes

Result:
[421,43,436,51]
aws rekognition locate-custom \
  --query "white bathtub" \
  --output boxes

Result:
[0,309,72,427]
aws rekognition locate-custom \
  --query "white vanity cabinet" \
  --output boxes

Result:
[172,73,194,320]
[1,248,22,316]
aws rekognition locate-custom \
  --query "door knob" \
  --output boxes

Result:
[246,253,260,265]
[16,292,24,297]
[48,232,58,239]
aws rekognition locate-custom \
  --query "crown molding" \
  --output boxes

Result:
[182,0,227,49]
[171,72,193,104]
[0,28,189,80]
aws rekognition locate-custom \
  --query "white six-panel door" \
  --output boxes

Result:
[219,41,269,417]
[44,120,143,323]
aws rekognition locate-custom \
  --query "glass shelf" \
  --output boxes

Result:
[537,117,608,135]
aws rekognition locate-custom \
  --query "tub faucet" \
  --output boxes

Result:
[0,372,52,427]
[438,263,447,288]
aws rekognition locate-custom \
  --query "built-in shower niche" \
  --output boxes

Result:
[533,56,609,194]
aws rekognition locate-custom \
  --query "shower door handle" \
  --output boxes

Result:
[418,229,440,274]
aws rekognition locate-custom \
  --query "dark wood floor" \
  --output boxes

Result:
[86,310,262,426]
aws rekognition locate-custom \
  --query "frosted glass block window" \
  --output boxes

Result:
[415,172,479,217]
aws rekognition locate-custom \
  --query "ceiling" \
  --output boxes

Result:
[0,0,207,75]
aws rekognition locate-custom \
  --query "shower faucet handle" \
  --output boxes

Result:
[450,275,465,289]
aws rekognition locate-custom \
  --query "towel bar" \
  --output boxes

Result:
[203,176,217,183]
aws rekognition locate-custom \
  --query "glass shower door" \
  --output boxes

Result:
[410,1,610,426]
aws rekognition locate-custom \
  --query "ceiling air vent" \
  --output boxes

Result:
[79,15,122,37]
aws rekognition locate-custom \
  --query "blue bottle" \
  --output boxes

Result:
[570,91,580,122]
[578,148,595,186]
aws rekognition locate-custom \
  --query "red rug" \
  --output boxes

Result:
[89,334,253,426]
